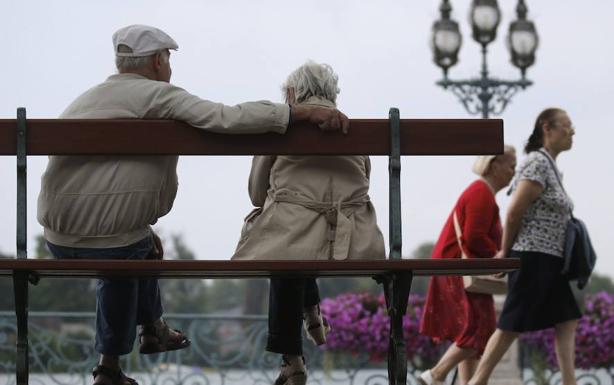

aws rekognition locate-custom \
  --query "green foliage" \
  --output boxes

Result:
[411,242,435,259]
[13,234,610,317]
[0,236,97,312]
[584,272,614,294]
[0,236,445,312]
[572,271,614,310]
[319,277,381,299]
[406,241,436,296]
[159,234,209,313]
[165,234,196,260]
[0,276,13,310]
[34,234,50,259]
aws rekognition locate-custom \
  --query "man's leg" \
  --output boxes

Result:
[136,277,189,354]
[95,276,140,355]
[135,276,163,325]
[48,238,152,385]
[469,329,519,385]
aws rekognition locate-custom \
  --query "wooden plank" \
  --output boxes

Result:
[0,258,519,278]
[0,118,503,155]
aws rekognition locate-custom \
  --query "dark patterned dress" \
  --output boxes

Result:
[497,149,581,332]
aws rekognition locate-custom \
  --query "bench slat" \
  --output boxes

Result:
[0,259,519,278]
[0,119,503,155]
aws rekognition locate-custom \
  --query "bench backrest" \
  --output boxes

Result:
[0,107,503,261]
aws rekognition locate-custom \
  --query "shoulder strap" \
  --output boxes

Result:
[536,150,573,216]
[536,150,566,193]
[452,211,469,259]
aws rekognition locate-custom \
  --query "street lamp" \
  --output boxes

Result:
[431,0,539,118]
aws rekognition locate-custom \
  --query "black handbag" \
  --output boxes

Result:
[538,150,597,289]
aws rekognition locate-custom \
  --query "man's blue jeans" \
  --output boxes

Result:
[47,236,163,355]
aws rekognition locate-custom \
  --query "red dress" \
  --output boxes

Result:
[419,180,501,353]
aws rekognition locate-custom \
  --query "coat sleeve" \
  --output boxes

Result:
[248,156,276,207]
[154,83,290,134]
[461,186,500,258]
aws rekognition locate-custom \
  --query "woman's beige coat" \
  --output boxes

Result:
[232,97,385,261]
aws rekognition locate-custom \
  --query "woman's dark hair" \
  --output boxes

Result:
[524,108,564,154]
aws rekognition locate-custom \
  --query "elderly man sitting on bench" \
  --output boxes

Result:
[37,25,348,385]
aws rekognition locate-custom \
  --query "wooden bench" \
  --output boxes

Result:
[0,107,519,385]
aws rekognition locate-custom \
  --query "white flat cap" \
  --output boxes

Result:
[112,24,178,57]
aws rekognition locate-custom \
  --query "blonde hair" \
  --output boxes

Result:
[472,145,516,176]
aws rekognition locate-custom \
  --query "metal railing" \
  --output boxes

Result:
[0,312,612,385]
[0,312,393,385]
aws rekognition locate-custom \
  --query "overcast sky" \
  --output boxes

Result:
[1,0,612,279]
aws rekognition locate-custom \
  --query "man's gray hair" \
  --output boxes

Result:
[283,60,340,105]
[115,44,169,72]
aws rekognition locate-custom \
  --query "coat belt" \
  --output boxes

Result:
[270,190,370,260]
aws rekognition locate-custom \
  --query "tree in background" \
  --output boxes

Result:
[159,234,210,313]
[30,235,96,312]
[1,235,610,314]
[407,241,435,296]
[572,271,614,310]
[584,272,614,294]
[0,252,15,310]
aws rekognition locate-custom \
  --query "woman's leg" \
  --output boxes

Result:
[268,278,308,384]
[303,278,320,308]
[429,344,477,382]
[267,278,305,355]
[469,329,519,385]
[554,319,578,385]
[458,358,479,385]
[302,279,329,346]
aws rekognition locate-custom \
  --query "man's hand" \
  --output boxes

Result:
[150,231,164,260]
[291,104,349,134]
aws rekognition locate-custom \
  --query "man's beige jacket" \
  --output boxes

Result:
[38,73,289,248]
[232,97,385,261]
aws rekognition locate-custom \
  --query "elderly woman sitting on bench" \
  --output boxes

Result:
[232,60,386,385]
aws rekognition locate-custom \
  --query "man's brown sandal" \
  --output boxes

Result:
[138,321,191,354]
[92,365,138,385]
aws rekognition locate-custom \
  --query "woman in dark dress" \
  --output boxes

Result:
[468,108,581,385]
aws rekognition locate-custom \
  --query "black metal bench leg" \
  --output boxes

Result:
[383,272,413,385]
[13,271,29,385]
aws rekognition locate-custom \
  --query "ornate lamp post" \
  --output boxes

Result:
[432,0,539,118]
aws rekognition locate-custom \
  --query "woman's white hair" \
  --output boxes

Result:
[115,45,169,72]
[283,60,340,105]
[472,144,516,176]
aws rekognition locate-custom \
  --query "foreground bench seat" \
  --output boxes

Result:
[0,258,519,279]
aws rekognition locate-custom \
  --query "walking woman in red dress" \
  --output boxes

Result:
[419,145,516,385]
